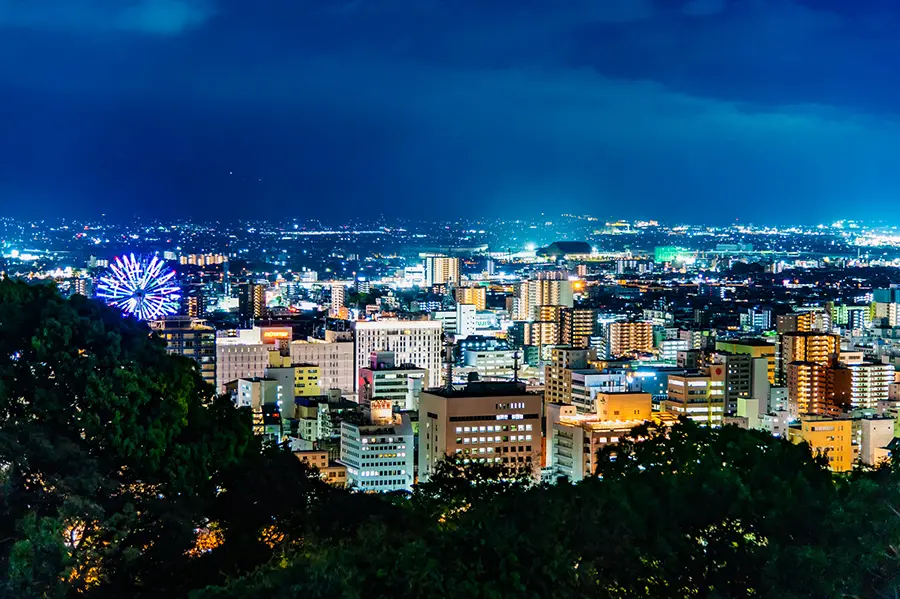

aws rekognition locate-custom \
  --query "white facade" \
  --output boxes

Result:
[290,339,355,393]
[463,349,516,379]
[354,321,443,389]
[570,370,629,414]
[659,339,689,362]
[432,304,477,338]
[340,412,414,493]
[216,341,269,393]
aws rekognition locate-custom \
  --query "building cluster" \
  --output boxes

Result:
[138,242,900,488]
[15,217,900,485]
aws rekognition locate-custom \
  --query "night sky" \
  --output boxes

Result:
[2,0,899,223]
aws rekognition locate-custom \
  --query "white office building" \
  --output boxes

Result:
[340,402,414,493]
[354,320,443,389]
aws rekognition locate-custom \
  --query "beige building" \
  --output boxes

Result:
[294,450,348,488]
[418,381,542,481]
[831,362,894,411]
[544,347,596,404]
[661,370,725,425]
[607,321,653,358]
[424,256,460,287]
[290,338,355,392]
[514,279,574,321]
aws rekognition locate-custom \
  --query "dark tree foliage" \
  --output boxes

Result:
[0,279,258,597]
[193,421,900,599]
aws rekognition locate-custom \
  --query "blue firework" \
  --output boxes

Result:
[96,254,181,320]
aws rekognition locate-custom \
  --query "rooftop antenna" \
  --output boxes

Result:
[512,350,521,383]
[443,334,456,392]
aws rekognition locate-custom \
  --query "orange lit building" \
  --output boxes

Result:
[788,416,853,472]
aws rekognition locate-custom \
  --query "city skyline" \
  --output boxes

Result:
[3,1,900,222]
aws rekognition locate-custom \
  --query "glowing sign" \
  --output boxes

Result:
[262,330,291,342]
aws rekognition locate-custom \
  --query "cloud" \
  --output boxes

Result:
[0,0,215,35]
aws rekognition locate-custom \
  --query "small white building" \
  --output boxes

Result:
[340,401,415,493]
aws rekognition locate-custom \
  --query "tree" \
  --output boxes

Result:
[0,279,254,597]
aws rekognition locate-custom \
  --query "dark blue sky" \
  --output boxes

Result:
[1,0,899,223]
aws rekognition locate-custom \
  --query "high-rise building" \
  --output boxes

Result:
[455,286,487,311]
[237,282,266,325]
[831,362,893,411]
[662,370,725,425]
[424,256,460,287]
[778,332,840,385]
[418,381,542,482]
[340,401,415,493]
[569,372,630,414]
[607,321,653,358]
[149,316,216,389]
[514,280,574,321]
[715,339,776,384]
[331,283,346,316]
[354,320,443,389]
[544,347,596,405]
[560,307,598,348]
[786,361,831,417]
[358,351,427,412]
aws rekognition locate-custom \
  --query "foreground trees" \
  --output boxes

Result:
[2,279,900,598]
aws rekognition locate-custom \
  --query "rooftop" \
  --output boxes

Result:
[424,380,535,398]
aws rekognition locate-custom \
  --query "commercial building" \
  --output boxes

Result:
[544,347,597,405]
[424,256,460,287]
[418,381,542,481]
[150,316,217,389]
[357,351,427,412]
[788,416,853,472]
[569,372,630,414]
[455,286,487,311]
[340,401,414,493]
[267,350,321,397]
[661,371,725,425]
[290,338,355,393]
[547,405,643,482]
[715,339,776,384]
[354,320,443,389]
[463,348,517,380]
[857,416,894,467]
[607,321,653,358]
[431,303,477,338]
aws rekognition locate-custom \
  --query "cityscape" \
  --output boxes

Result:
[7,0,900,596]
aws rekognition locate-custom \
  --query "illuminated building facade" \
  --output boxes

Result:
[455,286,487,311]
[150,315,216,388]
[418,381,542,481]
[424,256,460,287]
[788,416,852,472]
[607,321,653,358]
[340,401,414,493]
[662,370,725,425]
[354,320,443,389]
